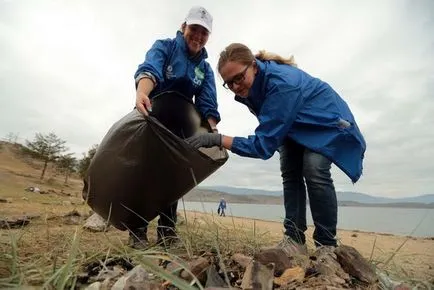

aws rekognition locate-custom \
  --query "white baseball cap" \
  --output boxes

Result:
[185,6,213,33]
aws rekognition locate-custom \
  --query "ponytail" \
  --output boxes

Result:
[255,50,297,67]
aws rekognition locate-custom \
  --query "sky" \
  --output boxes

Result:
[1,0,433,198]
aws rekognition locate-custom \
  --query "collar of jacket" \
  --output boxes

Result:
[234,58,266,104]
[175,30,208,62]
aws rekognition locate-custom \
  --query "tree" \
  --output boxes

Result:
[78,144,98,179]
[5,132,19,143]
[57,154,77,184]
[25,133,68,180]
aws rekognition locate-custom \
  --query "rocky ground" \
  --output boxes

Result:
[1,204,433,289]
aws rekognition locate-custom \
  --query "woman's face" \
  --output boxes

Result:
[220,61,256,97]
[183,24,209,56]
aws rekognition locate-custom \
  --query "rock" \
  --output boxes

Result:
[287,274,349,289]
[101,277,117,290]
[159,260,182,274]
[0,216,30,229]
[273,266,305,286]
[110,276,128,289]
[112,265,163,290]
[111,276,128,290]
[231,253,253,269]
[311,246,350,281]
[83,213,109,232]
[123,265,157,289]
[254,247,295,275]
[205,265,227,288]
[351,233,358,237]
[25,186,40,193]
[240,260,274,290]
[180,257,210,284]
[335,245,377,284]
[0,198,9,203]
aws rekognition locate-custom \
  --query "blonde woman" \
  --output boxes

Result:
[188,43,366,249]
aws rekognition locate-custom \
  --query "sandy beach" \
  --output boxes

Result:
[183,210,434,282]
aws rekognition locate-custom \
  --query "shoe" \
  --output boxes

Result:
[128,229,150,250]
[277,235,308,256]
[156,226,181,248]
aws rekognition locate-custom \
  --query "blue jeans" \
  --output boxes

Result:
[279,138,337,247]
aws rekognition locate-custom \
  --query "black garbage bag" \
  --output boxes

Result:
[82,91,228,231]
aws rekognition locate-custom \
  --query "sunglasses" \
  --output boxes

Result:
[222,64,251,89]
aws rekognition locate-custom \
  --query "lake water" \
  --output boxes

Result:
[181,202,434,238]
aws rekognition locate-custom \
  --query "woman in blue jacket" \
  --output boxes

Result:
[131,6,221,249]
[188,43,366,249]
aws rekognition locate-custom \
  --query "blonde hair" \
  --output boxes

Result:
[255,50,297,67]
[218,43,296,73]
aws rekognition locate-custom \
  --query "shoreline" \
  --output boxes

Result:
[184,199,434,209]
[182,209,434,239]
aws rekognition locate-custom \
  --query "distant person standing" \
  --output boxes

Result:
[218,198,227,216]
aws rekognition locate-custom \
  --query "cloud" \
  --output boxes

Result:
[1,0,433,197]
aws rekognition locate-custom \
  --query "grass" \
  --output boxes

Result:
[2,201,432,289]
[0,206,271,289]
[0,142,433,288]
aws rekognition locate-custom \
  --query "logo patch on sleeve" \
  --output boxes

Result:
[193,66,204,86]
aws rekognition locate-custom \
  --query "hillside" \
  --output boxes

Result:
[0,141,83,199]
[184,188,283,204]
[185,188,434,209]
[200,185,434,207]
[1,140,432,210]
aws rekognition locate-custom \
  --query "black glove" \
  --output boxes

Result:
[186,133,222,148]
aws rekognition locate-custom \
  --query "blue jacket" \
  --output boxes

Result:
[231,60,366,182]
[134,31,220,122]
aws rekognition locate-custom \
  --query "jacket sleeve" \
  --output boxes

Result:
[194,64,221,122]
[134,39,172,87]
[231,86,303,159]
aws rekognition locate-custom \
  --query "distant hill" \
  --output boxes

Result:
[194,186,434,208]
[184,188,282,205]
